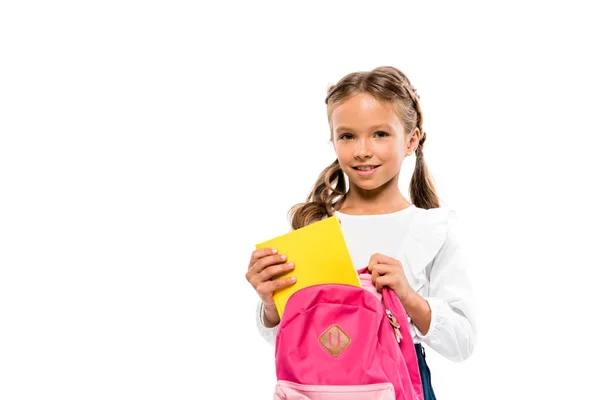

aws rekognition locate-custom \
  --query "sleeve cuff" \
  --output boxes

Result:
[256,300,279,346]
[414,297,446,342]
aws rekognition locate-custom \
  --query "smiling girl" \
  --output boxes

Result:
[246,66,477,399]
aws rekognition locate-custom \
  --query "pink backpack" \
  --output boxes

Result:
[273,266,424,400]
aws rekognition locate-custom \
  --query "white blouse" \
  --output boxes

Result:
[255,205,477,362]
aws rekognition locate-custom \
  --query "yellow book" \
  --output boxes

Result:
[255,216,361,318]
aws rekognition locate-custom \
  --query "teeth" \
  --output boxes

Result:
[357,166,375,171]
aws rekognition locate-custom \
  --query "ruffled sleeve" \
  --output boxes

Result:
[402,208,477,362]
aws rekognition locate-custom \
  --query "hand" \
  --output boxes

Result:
[368,253,415,304]
[245,248,296,311]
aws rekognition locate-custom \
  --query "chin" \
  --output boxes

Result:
[354,181,385,191]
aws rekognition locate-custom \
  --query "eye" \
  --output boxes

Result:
[339,133,353,140]
[374,131,389,138]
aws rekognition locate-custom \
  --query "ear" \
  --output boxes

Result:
[405,128,421,156]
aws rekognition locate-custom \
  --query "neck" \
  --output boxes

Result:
[338,177,411,215]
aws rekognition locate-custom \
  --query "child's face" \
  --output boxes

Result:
[330,93,417,192]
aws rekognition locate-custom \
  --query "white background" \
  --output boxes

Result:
[1,1,599,399]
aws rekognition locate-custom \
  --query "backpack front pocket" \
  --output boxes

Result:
[274,380,395,400]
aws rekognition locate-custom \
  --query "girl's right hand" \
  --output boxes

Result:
[246,248,296,323]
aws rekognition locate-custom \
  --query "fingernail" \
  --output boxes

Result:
[272,248,278,254]
[280,255,286,260]
[287,262,294,268]
[290,276,296,282]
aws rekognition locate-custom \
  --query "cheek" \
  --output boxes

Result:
[335,145,352,164]
[377,143,403,163]
[378,145,406,174]
[338,150,360,179]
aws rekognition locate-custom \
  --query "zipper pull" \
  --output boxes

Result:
[385,309,403,343]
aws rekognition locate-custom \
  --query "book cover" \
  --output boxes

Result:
[255,216,361,317]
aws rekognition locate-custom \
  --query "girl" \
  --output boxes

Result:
[245,66,476,399]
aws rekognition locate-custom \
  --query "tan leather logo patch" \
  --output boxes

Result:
[319,324,351,356]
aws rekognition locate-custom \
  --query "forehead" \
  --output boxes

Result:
[330,93,402,131]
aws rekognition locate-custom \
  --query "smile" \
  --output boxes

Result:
[352,165,380,176]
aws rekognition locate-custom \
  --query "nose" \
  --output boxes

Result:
[353,137,373,159]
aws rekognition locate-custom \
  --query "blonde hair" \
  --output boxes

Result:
[289,66,439,230]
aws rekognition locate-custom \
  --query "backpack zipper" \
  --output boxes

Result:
[385,309,403,343]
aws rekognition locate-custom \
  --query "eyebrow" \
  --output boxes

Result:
[334,124,394,134]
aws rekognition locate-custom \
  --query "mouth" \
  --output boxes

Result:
[352,165,380,176]
[352,165,380,171]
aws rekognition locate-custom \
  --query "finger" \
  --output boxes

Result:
[251,253,288,275]
[373,273,383,292]
[370,253,400,265]
[247,254,287,284]
[368,253,376,269]
[376,274,396,287]
[371,270,380,286]
[258,262,295,282]
[371,253,398,264]
[249,247,278,269]
[368,254,380,272]
[374,275,395,292]
[258,276,297,297]
[368,252,395,269]
[371,263,394,276]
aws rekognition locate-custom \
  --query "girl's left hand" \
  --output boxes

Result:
[368,253,415,304]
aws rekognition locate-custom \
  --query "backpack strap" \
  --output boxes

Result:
[357,266,423,398]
